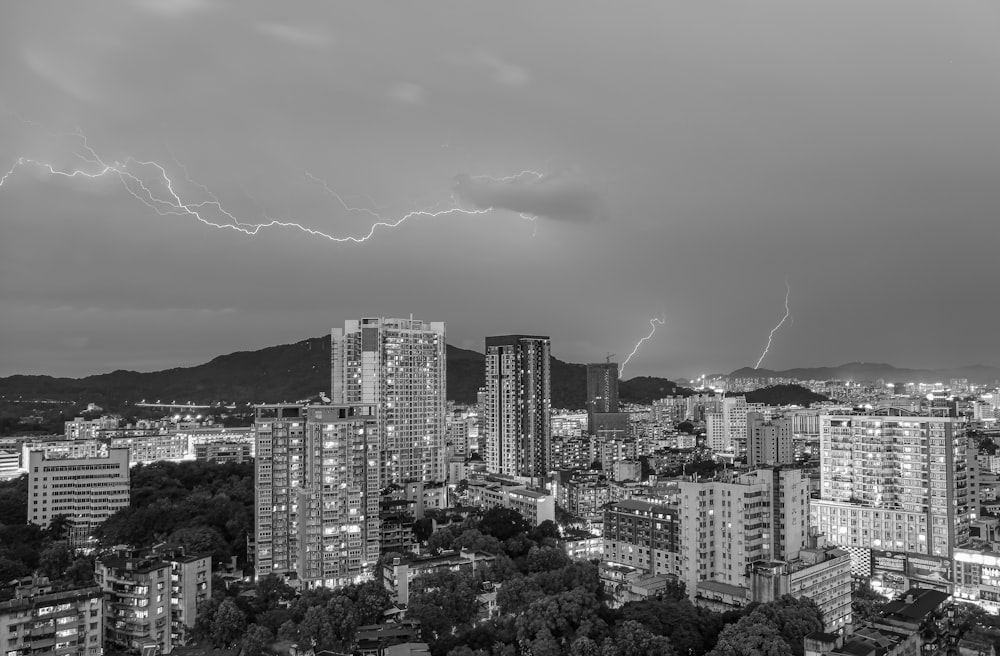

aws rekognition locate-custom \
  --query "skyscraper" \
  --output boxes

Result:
[254,403,380,586]
[332,317,447,485]
[586,362,618,414]
[586,362,628,439]
[484,335,551,479]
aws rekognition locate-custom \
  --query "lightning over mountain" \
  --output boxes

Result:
[620,314,666,377]
[754,280,792,369]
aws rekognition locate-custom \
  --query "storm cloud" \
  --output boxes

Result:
[1,2,999,379]
[453,171,604,223]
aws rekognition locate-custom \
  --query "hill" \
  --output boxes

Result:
[0,337,685,410]
[728,362,1000,385]
[737,384,829,407]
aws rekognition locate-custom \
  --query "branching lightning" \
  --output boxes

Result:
[754,280,792,369]
[620,314,666,377]
[0,127,546,244]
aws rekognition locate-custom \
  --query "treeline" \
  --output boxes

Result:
[94,460,254,564]
[384,507,821,656]
[191,576,393,656]
[0,475,95,595]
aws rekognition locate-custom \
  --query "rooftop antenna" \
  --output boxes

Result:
[606,352,616,365]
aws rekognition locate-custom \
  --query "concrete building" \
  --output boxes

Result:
[600,467,812,606]
[64,416,120,440]
[603,499,681,576]
[811,408,972,585]
[254,404,381,586]
[747,413,794,466]
[465,479,555,525]
[193,440,252,464]
[679,468,810,598]
[484,335,551,480]
[28,446,130,545]
[0,578,103,656]
[109,433,188,466]
[382,550,495,605]
[96,546,211,655]
[749,545,853,632]
[332,317,447,485]
[587,362,629,440]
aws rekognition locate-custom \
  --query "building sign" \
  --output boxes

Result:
[907,555,952,589]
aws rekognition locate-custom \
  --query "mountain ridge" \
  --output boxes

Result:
[0,336,686,409]
[728,361,1000,385]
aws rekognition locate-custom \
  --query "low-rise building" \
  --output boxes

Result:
[193,441,252,464]
[382,550,494,606]
[96,546,212,654]
[749,545,853,632]
[465,480,554,526]
[598,562,679,608]
[0,578,103,656]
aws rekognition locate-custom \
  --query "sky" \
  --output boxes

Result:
[1,1,999,381]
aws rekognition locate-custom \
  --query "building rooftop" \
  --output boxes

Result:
[880,588,950,623]
[607,498,674,514]
[696,580,748,597]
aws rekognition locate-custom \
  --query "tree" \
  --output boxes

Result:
[620,597,720,656]
[46,514,73,541]
[427,526,457,554]
[254,573,295,613]
[601,620,676,656]
[677,421,695,434]
[453,529,503,555]
[193,597,220,641]
[38,544,73,580]
[709,620,792,656]
[63,557,96,587]
[746,595,823,655]
[852,583,888,625]
[497,576,545,615]
[167,526,227,558]
[530,520,561,543]
[211,598,248,648]
[408,569,481,641]
[240,623,273,656]
[413,517,435,543]
[515,587,607,651]
[298,605,337,649]
[526,546,571,573]
[479,507,531,542]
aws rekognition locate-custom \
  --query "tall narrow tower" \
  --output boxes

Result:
[484,335,551,479]
[332,317,447,485]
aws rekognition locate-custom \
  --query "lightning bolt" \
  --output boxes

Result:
[620,314,666,377]
[754,279,792,369]
[0,127,544,244]
[470,170,544,183]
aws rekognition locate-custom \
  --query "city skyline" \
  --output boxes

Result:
[2,2,999,380]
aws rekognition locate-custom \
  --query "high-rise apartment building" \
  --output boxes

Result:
[586,363,619,414]
[484,335,551,479]
[678,467,809,595]
[28,446,130,545]
[332,317,447,485]
[811,408,972,586]
[254,404,380,587]
[747,413,794,466]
